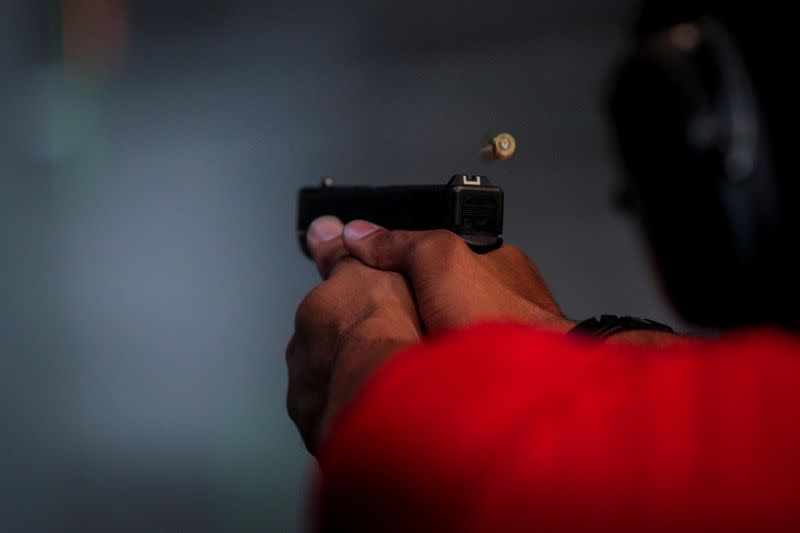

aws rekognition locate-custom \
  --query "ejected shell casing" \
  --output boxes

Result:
[481,132,517,160]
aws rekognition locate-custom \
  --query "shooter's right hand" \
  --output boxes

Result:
[341,221,575,335]
[342,220,684,347]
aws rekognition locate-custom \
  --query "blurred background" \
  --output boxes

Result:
[1,1,686,531]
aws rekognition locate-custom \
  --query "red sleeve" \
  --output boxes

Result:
[315,323,800,532]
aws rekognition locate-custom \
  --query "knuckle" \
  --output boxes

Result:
[296,286,322,317]
[294,283,333,331]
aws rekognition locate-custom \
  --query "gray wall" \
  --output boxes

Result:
[2,2,683,532]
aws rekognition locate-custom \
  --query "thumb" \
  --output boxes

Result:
[342,220,468,279]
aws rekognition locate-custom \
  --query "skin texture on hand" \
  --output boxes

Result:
[341,220,575,334]
[341,220,686,347]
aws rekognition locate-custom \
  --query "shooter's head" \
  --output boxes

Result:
[607,0,797,328]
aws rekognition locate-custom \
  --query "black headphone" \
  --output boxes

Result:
[607,14,795,328]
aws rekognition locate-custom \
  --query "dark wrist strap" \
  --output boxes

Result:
[567,314,675,341]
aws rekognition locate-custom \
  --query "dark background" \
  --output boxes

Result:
[1,1,685,531]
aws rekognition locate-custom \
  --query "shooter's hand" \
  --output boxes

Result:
[286,217,422,454]
[341,221,575,334]
[341,221,683,346]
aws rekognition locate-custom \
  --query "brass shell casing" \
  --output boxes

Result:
[482,132,517,160]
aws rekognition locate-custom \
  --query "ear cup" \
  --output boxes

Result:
[608,19,787,328]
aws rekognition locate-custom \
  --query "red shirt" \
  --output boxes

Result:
[316,323,800,532]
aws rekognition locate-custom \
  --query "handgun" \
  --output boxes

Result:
[297,174,504,257]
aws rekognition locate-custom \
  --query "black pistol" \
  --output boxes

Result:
[297,174,504,257]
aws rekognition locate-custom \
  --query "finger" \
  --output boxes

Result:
[307,216,350,279]
[343,220,468,279]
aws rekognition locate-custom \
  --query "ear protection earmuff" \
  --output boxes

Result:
[607,17,791,328]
